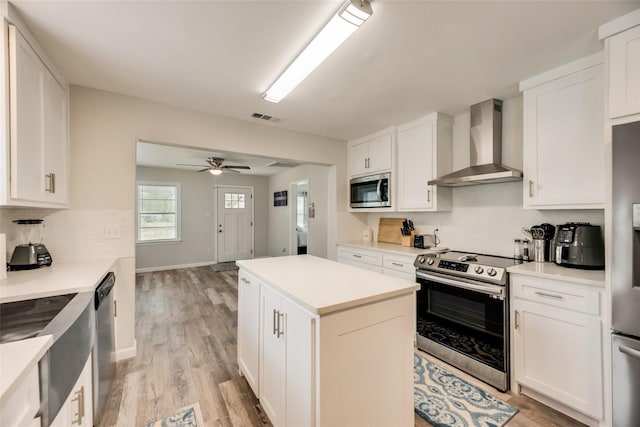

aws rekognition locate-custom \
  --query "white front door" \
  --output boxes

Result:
[216,186,253,262]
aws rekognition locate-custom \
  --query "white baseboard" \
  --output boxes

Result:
[135,261,213,273]
[116,340,137,361]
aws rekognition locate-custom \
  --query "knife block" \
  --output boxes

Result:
[401,230,416,247]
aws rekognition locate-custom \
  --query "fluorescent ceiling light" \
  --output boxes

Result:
[263,0,372,103]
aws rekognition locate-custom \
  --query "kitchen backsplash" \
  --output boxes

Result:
[0,208,134,263]
[367,181,604,258]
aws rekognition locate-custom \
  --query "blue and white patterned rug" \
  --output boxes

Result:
[414,352,518,427]
[143,403,204,427]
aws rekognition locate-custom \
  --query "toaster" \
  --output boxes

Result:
[554,223,604,270]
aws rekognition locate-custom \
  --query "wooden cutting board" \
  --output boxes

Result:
[377,217,406,244]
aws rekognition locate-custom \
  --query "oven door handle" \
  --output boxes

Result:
[416,270,505,298]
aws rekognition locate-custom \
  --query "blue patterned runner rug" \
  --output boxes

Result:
[414,352,518,427]
[143,402,204,427]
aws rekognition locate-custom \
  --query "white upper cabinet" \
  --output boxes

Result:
[1,16,69,208]
[348,127,393,177]
[520,53,605,210]
[396,113,452,212]
[600,10,640,120]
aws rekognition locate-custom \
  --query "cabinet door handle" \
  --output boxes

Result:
[273,309,278,335]
[45,173,56,193]
[427,187,431,202]
[534,291,563,300]
[514,310,520,330]
[277,312,284,338]
[528,180,534,198]
[391,262,404,267]
[619,344,640,360]
[71,385,84,425]
[240,277,250,284]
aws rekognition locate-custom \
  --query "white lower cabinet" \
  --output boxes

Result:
[50,353,93,427]
[238,264,415,427]
[337,245,417,281]
[237,269,261,396]
[336,246,383,274]
[260,284,314,427]
[382,253,417,281]
[0,362,40,427]
[511,275,603,420]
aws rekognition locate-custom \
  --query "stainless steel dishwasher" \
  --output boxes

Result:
[93,272,116,426]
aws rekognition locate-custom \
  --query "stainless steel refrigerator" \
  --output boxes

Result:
[612,120,640,427]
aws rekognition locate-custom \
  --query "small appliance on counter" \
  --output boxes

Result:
[554,222,604,270]
[8,219,52,270]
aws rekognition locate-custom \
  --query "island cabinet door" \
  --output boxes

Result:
[260,284,314,427]
[237,269,261,396]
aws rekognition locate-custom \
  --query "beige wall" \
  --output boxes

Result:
[135,166,270,271]
[69,86,350,357]
[267,164,331,258]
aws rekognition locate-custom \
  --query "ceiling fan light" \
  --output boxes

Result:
[209,169,223,176]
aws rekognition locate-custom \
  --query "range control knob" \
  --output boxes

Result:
[487,268,497,277]
[418,256,425,264]
[427,258,435,266]
[474,266,484,274]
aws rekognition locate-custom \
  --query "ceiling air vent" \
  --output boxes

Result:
[251,112,282,122]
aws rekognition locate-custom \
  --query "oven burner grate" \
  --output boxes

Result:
[417,319,504,371]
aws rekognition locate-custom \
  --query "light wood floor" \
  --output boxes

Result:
[101,266,585,427]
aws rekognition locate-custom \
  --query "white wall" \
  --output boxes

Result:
[267,164,331,258]
[135,166,269,271]
[365,96,604,258]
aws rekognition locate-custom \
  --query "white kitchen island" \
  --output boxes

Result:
[236,255,418,427]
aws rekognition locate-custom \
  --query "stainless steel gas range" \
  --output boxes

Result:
[414,251,519,392]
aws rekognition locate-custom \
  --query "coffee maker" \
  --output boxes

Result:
[9,219,52,270]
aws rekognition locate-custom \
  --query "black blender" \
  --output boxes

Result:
[9,219,52,270]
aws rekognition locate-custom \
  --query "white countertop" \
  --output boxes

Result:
[0,258,117,303]
[507,262,605,287]
[0,335,52,404]
[338,240,448,256]
[236,255,419,315]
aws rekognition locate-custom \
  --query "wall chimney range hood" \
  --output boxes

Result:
[428,99,522,187]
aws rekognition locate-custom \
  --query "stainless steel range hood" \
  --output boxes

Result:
[428,99,522,187]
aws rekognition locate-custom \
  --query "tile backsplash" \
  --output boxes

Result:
[0,208,134,263]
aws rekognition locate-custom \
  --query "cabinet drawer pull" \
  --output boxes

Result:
[391,262,404,267]
[534,291,563,300]
[45,173,56,193]
[240,277,250,284]
[277,312,284,338]
[619,344,640,360]
[352,254,362,258]
[71,385,84,425]
[528,180,534,198]
[273,309,278,335]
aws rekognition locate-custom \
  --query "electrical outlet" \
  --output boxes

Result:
[104,225,121,239]
[206,248,211,254]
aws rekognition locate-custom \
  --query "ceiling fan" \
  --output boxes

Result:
[177,157,251,175]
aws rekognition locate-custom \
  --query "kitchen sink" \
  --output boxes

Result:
[0,292,94,427]
[0,294,76,344]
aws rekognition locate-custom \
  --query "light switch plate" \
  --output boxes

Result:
[104,225,121,239]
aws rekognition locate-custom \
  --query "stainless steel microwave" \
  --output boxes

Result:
[350,172,391,208]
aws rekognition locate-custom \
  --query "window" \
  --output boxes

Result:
[137,182,181,243]
[224,192,245,209]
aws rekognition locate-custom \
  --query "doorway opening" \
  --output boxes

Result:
[290,180,309,255]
